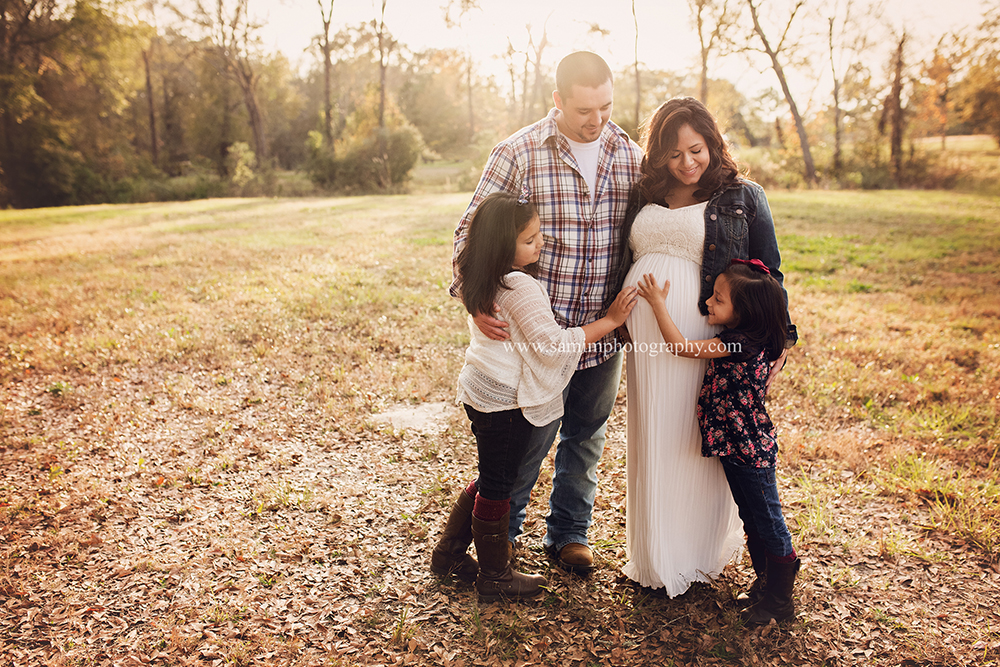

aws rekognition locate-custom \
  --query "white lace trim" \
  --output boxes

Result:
[629,202,707,265]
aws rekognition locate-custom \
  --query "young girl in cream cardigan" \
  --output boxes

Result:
[431,191,636,601]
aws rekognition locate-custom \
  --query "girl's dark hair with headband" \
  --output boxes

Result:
[457,191,539,317]
[723,261,788,362]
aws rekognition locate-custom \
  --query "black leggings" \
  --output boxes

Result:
[464,404,536,502]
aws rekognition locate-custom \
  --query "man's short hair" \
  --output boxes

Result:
[556,52,613,99]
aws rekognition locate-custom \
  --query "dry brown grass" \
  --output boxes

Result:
[1,191,998,666]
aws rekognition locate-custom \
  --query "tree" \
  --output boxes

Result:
[374,0,394,187]
[956,2,1000,145]
[0,0,148,207]
[525,23,551,123]
[152,28,205,174]
[880,31,906,182]
[689,0,737,104]
[316,0,338,143]
[443,0,481,143]
[745,0,817,184]
[500,23,552,129]
[0,0,72,206]
[632,1,641,131]
[827,17,842,173]
[913,35,965,148]
[398,49,470,157]
[183,0,269,161]
[611,67,686,140]
[824,0,883,176]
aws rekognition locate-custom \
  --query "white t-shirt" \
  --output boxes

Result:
[565,136,601,203]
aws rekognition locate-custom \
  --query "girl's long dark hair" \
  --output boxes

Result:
[639,97,741,205]
[724,263,788,362]
[457,192,538,316]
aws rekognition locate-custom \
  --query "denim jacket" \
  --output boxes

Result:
[615,178,797,346]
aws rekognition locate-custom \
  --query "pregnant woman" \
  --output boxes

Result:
[617,97,796,596]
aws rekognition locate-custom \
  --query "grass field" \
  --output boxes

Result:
[1,190,998,666]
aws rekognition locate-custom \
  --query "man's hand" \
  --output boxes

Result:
[474,308,510,341]
[766,348,789,393]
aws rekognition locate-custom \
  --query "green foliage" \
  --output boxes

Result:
[306,124,423,193]
[397,49,471,157]
[227,143,258,189]
[958,55,1000,144]
[0,0,153,208]
[305,86,425,193]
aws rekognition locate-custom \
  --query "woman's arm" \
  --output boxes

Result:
[635,274,731,359]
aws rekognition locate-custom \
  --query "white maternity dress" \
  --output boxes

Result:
[621,202,743,596]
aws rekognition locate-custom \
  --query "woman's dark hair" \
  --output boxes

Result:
[638,97,741,205]
[723,262,788,362]
[457,192,538,316]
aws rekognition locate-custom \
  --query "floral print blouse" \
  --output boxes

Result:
[697,328,778,468]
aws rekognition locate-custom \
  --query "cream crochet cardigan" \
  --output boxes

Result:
[457,272,587,426]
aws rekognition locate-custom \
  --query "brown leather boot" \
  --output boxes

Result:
[430,489,478,582]
[742,557,800,625]
[472,512,546,602]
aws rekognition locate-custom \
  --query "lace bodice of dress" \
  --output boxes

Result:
[629,202,708,264]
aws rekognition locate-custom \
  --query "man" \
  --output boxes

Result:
[450,52,642,575]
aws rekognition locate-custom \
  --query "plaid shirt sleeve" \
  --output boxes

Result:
[452,112,642,369]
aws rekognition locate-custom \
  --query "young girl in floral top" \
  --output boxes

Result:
[635,258,799,625]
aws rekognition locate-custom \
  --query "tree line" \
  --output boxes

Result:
[1,0,998,209]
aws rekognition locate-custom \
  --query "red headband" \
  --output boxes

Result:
[730,258,771,275]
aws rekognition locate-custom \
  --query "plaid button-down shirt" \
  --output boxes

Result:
[452,108,642,369]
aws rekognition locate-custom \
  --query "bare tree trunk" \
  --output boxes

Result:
[828,18,842,175]
[142,48,159,165]
[317,0,336,143]
[527,25,549,119]
[504,40,519,122]
[633,0,640,130]
[466,50,475,140]
[184,1,270,161]
[232,55,267,160]
[696,2,709,103]
[690,0,734,106]
[520,53,530,124]
[747,0,816,184]
[443,2,480,141]
[376,0,389,187]
[219,82,232,176]
[888,33,906,183]
[377,1,387,131]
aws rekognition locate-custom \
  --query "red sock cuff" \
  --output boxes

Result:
[767,549,798,564]
[465,480,478,497]
[472,495,509,522]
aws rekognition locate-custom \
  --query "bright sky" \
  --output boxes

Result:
[259,0,989,99]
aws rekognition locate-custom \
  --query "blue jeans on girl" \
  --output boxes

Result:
[721,458,795,558]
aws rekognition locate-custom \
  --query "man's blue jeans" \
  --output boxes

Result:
[507,352,623,551]
[721,458,794,558]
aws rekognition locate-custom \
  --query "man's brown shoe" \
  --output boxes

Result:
[551,543,594,576]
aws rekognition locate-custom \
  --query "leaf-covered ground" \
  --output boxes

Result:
[2,193,999,666]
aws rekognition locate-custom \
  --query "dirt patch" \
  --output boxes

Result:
[372,401,458,434]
